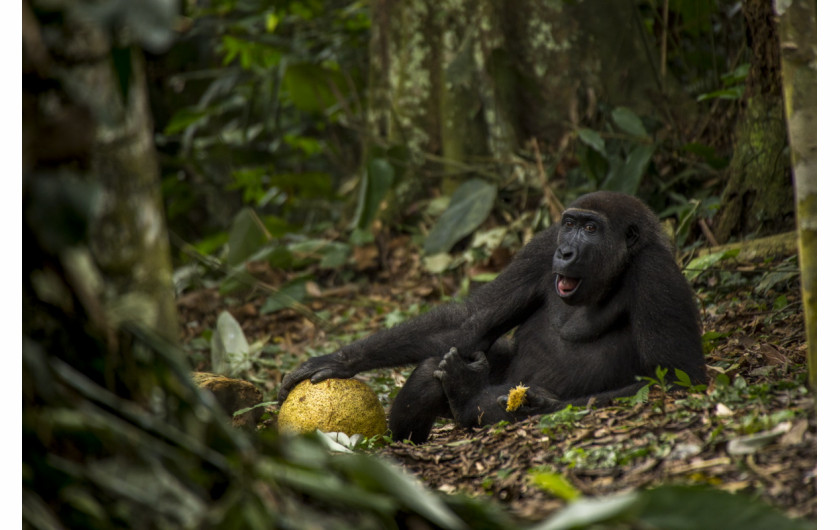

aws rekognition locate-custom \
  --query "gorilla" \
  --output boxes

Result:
[277,191,707,443]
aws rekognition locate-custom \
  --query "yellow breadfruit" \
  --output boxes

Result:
[506,384,529,412]
[277,378,387,438]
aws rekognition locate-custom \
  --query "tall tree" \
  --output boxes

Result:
[714,0,794,243]
[364,0,689,222]
[775,0,816,390]
[24,0,180,342]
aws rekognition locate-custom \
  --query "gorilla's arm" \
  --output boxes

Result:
[276,226,559,402]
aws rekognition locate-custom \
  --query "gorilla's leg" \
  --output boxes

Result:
[388,357,450,443]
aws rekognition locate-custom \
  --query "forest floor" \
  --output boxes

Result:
[176,235,816,524]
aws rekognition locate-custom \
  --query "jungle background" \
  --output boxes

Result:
[22,0,821,528]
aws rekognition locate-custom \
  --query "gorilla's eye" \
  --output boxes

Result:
[584,223,597,233]
[563,219,575,229]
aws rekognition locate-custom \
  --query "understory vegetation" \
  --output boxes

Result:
[23,0,816,528]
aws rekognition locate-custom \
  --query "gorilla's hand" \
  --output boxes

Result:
[495,385,563,416]
[276,351,357,403]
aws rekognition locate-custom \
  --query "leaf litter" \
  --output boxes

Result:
[176,245,815,523]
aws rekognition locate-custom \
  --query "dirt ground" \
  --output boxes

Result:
[177,243,816,523]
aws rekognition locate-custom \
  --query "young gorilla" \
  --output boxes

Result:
[277,191,707,443]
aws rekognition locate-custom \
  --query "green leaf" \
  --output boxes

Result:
[611,107,648,138]
[602,144,655,195]
[638,486,814,530]
[260,278,308,315]
[211,311,252,376]
[721,63,750,86]
[529,471,581,501]
[331,456,466,530]
[423,179,497,255]
[531,491,642,530]
[319,242,351,269]
[164,108,207,136]
[684,249,740,281]
[353,158,395,229]
[697,86,744,102]
[283,63,346,113]
[577,128,607,157]
[228,208,270,266]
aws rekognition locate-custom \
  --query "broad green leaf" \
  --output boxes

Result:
[211,311,251,376]
[602,144,655,195]
[721,63,750,86]
[697,86,744,102]
[319,242,351,269]
[533,486,813,530]
[684,249,740,281]
[332,456,466,530]
[639,486,814,530]
[228,208,270,266]
[164,107,207,135]
[532,491,641,530]
[353,158,395,229]
[611,107,648,138]
[529,471,581,501]
[260,278,308,315]
[423,179,497,255]
[283,63,346,113]
[577,128,607,157]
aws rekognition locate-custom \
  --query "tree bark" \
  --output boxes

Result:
[775,0,816,390]
[24,0,179,342]
[714,0,795,243]
[366,0,680,218]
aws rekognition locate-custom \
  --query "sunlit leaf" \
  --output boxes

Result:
[529,471,581,501]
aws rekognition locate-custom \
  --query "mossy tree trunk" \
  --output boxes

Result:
[23,0,179,343]
[776,0,816,390]
[713,0,795,243]
[366,0,680,218]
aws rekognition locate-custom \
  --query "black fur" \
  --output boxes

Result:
[277,191,707,443]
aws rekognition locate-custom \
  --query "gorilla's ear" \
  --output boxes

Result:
[626,224,640,248]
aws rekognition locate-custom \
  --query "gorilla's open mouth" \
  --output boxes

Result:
[555,274,581,297]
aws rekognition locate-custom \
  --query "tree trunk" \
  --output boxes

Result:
[366,0,680,220]
[24,0,179,342]
[713,0,794,243]
[776,0,816,390]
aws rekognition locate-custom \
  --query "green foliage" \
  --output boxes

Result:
[684,248,741,282]
[261,277,310,315]
[698,63,750,102]
[424,179,498,255]
[572,107,656,196]
[353,157,396,230]
[528,469,581,501]
[538,405,590,432]
[530,484,815,530]
[659,193,722,249]
[159,0,371,245]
